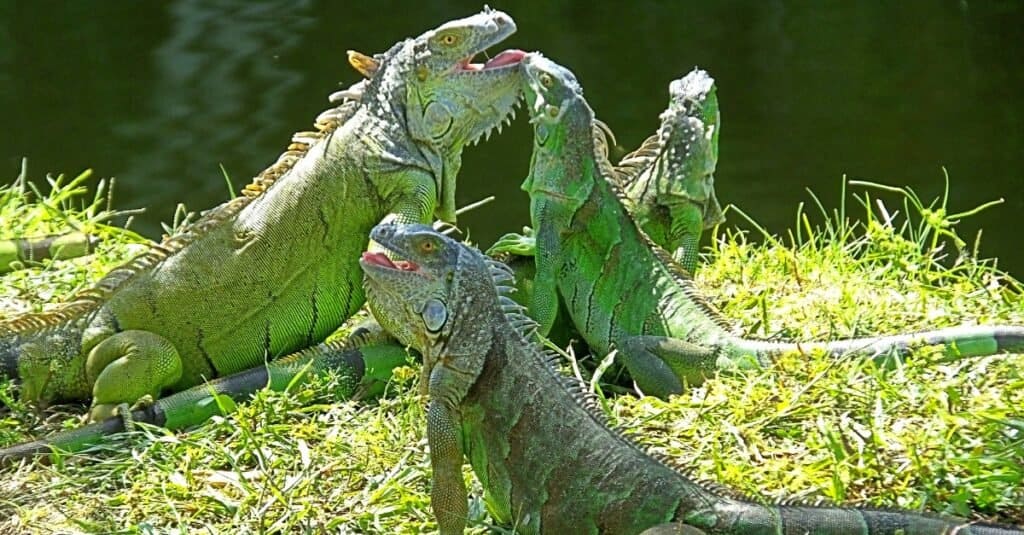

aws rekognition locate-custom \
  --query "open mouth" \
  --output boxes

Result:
[361,251,421,273]
[456,49,526,72]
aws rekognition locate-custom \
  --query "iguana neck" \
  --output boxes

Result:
[521,100,597,209]
[354,38,466,223]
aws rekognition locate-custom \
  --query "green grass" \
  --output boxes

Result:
[0,168,1021,533]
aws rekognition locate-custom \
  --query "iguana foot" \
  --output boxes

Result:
[85,330,183,422]
[87,395,153,425]
[486,226,536,257]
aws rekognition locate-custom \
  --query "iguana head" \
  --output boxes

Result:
[364,8,525,223]
[519,53,597,199]
[361,223,501,396]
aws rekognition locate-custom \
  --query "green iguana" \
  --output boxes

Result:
[0,8,525,421]
[615,67,725,271]
[490,53,1024,399]
[360,222,1024,535]
[491,69,725,348]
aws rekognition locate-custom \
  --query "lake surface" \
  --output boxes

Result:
[1,1,1022,275]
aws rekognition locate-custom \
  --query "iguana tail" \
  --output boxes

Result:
[0,232,98,273]
[730,325,1024,366]
[0,336,409,465]
[693,499,1023,534]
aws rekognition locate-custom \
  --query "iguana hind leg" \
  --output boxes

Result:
[618,335,718,398]
[85,330,184,421]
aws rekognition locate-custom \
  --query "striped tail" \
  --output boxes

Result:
[0,232,99,273]
[0,338,409,464]
[734,325,1024,364]
[695,500,1024,534]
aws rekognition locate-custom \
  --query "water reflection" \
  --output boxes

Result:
[111,0,316,222]
[0,1,1021,274]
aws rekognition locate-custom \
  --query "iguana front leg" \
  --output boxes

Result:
[85,330,184,421]
[524,225,563,337]
[427,397,468,534]
[665,200,707,273]
[487,227,537,257]
[381,170,440,227]
[617,335,718,398]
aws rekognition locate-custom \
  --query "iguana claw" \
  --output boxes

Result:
[486,226,536,257]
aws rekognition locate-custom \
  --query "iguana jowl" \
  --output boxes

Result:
[0,8,525,420]
[361,222,1024,535]
[494,53,1024,399]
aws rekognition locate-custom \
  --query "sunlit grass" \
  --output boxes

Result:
[0,169,1021,532]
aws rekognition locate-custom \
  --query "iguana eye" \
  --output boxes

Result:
[439,33,459,46]
[539,73,555,88]
[420,240,437,253]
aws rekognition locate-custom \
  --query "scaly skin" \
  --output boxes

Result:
[360,223,1023,535]
[495,68,725,274]
[0,332,409,465]
[489,69,724,344]
[615,68,725,271]
[0,232,99,273]
[509,53,1024,399]
[0,9,525,420]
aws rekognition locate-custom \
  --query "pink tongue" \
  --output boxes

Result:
[362,251,397,269]
[484,49,526,69]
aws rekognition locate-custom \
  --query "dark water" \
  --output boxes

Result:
[1,1,1022,274]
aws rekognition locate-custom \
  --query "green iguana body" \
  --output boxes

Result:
[360,222,1023,535]
[0,9,525,420]
[492,69,724,346]
[496,53,1024,399]
[615,68,724,270]
[0,333,408,464]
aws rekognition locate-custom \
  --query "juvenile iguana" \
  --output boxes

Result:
[491,53,1024,399]
[0,9,525,420]
[615,68,725,270]
[360,222,1024,535]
